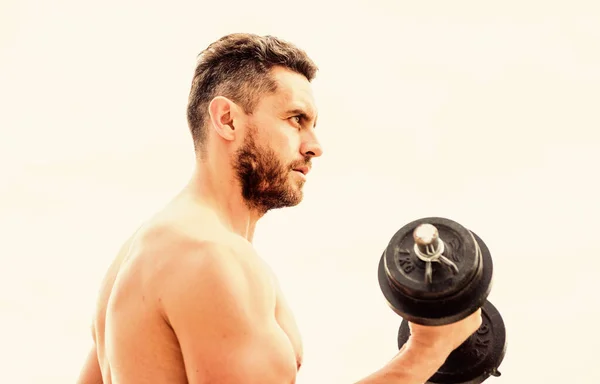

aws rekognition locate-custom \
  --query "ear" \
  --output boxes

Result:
[208,96,238,141]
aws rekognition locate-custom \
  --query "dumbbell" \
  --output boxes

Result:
[377,217,507,384]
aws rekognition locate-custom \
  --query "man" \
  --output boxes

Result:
[77,33,482,384]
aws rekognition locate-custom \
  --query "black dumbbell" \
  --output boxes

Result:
[377,217,507,384]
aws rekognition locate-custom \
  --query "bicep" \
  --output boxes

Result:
[183,321,297,384]
[163,245,297,384]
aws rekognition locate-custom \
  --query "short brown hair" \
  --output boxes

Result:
[186,33,319,154]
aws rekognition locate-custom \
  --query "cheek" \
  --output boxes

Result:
[270,125,301,158]
[282,135,303,164]
[283,129,302,153]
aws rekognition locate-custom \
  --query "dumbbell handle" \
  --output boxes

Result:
[413,223,460,284]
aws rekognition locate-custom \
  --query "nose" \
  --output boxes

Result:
[300,131,323,158]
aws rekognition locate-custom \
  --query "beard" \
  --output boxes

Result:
[232,127,309,215]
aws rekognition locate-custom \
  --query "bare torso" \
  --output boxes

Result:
[91,200,303,383]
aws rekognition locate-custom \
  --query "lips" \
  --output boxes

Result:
[293,165,310,175]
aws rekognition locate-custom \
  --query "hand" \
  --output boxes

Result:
[371,310,483,384]
[407,309,483,359]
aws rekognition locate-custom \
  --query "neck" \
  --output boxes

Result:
[183,159,264,242]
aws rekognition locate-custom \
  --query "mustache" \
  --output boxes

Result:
[290,157,312,169]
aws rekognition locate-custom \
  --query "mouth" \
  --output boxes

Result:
[292,166,310,176]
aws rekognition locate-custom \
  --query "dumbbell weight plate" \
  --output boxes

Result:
[378,217,494,325]
[397,300,507,384]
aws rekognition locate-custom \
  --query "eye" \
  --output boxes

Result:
[290,115,303,127]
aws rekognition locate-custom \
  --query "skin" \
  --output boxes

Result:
[77,66,482,384]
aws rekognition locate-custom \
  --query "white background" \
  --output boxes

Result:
[1,0,599,383]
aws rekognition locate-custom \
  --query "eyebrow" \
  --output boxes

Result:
[287,108,318,128]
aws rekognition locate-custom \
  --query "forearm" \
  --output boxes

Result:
[354,342,448,384]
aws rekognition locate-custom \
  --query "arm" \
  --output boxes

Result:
[162,240,480,384]
[355,309,483,384]
[354,342,448,384]
[161,242,299,384]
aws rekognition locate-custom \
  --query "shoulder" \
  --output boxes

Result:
[127,204,250,272]
[139,223,270,315]
[157,234,277,344]
[159,237,254,293]
[118,204,272,317]
[133,201,254,262]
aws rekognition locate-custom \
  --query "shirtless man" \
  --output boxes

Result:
[76,33,482,384]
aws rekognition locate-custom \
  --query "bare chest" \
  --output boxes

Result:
[275,296,304,370]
